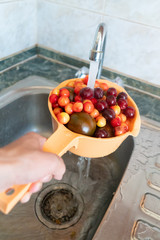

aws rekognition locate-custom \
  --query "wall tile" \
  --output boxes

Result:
[43,0,105,13]
[102,16,160,85]
[38,0,102,61]
[0,0,37,59]
[103,0,160,28]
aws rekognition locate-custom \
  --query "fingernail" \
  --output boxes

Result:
[41,175,52,183]
[21,192,31,203]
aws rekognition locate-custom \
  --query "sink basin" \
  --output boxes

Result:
[0,78,134,240]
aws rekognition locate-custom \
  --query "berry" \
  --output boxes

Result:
[79,87,94,100]
[49,94,58,104]
[118,113,127,122]
[110,117,121,127]
[102,108,115,121]
[72,102,83,112]
[90,98,98,105]
[117,92,128,100]
[59,88,70,97]
[100,82,109,91]
[57,112,70,124]
[117,98,128,110]
[114,123,128,136]
[123,106,135,118]
[51,88,60,96]
[94,128,108,138]
[106,95,116,106]
[90,109,99,118]
[83,102,94,113]
[65,103,74,115]
[107,87,117,97]
[83,75,88,85]
[96,116,106,127]
[95,101,105,112]
[58,96,70,107]
[53,107,63,115]
[110,105,121,116]
[74,95,82,102]
[94,87,104,99]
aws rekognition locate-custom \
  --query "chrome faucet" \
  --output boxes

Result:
[89,23,107,79]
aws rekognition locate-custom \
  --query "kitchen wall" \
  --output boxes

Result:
[38,0,160,86]
[0,0,160,86]
[0,0,37,60]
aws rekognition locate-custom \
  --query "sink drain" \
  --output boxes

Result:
[35,183,84,229]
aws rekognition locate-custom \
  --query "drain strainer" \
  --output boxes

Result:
[35,183,84,229]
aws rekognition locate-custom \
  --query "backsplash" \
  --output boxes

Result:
[1,0,160,87]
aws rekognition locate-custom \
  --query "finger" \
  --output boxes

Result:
[41,175,52,183]
[28,181,43,193]
[20,192,32,203]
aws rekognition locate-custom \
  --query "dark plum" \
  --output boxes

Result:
[117,98,128,110]
[117,92,128,100]
[102,108,115,121]
[107,87,117,97]
[106,95,116,106]
[94,87,104,99]
[79,87,94,100]
[123,106,135,118]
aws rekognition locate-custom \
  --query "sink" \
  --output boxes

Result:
[0,78,134,240]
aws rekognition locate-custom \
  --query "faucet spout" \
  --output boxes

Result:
[89,23,107,79]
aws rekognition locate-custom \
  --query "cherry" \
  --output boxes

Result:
[79,87,94,100]
[106,95,116,106]
[107,87,117,97]
[110,117,121,127]
[102,108,115,121]
[95,100,108,112]
[117,98,128,110]
[123,106,135,118]
[117,92,128,100]
[94,128,108,138]
[94,87,104,99]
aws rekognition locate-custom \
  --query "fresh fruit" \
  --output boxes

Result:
[123,106,135,118]
[59,88,70,97]
[96,116,106,127]
[49,94,58,104]
[94,128,108,138]
[83,102,94,113]
[67,112,96,136]
[117,98,128,110]
[53,107,63,115]
[79,87,94,100]
[57,112,70,124]
[106,95,116,106]
[58,96,70,107]
[107,87,117,97]
[73,102,83,112]
[94,87,104,99]
[110,105,121,116]
[102,108,115,121]
[117,92,128,100]
[65,103,74,115]
[100,82,109,91]
[83,75,88,85]
[50,79,136,138]
[110,117,121,127]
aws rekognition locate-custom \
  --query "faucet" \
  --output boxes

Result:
[89,23,107,79]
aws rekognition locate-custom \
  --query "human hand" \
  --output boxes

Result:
[0,132,66,203]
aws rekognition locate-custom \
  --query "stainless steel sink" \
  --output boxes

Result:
[0,77,134,240]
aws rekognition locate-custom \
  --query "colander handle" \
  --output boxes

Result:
[0,126,79,214]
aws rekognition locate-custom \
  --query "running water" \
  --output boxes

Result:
[87,60,99,89]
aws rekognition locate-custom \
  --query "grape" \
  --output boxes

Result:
[107,87,117,97]
[123,106,135,118]
[117,98,128,110]
[102,108,115,121]
[94,128,108,138]
[94,87,104,99]
[106,95,116,106]
[117,92,128,100]
[79,87,94,100]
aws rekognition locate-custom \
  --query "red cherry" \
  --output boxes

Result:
[110,117,121,127]
[117,98,128,110]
